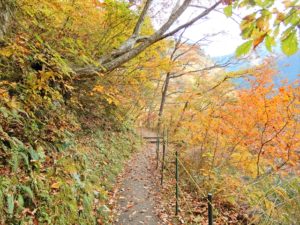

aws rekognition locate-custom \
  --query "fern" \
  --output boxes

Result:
[19,185,34,200]
[6,194,14,216]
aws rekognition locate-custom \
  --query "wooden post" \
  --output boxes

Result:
[161,132,166,186]
[175,149,179,215]
[166,128,169,151]
[208,193,213,225]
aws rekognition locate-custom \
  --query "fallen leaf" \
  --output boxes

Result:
[51,182,61,189]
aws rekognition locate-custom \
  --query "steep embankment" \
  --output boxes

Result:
[0,1,151,224]
[0,126,141,224]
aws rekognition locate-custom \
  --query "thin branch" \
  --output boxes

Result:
[75,1,223,76]
[189,4,240,25]
[169,64,226,79]
[132,0,153,37]
[159,1,222,40]
[154,0,193,37]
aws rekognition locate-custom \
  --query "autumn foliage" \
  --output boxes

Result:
[150,58,300,224]
[0,0,299,224]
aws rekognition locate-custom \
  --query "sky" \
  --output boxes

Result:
[149,0,290,57]
[149,0,248,57]
[164,0,299,82]
[138,0,299,80]
[184,10,243,57]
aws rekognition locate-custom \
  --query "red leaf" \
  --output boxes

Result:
[222,0,233,5]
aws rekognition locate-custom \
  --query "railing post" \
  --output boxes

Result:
[166,128,169,150]
[208,193,213,225]
[161,132,166,186]
[175,149,179,215]
[156,136,159,169]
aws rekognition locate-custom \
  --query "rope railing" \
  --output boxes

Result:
[178,157,207,198]
[144,129,216,224]
[144,129,299,225]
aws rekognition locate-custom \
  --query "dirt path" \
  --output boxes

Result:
[114,130,162,225]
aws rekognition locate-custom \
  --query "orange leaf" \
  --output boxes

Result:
[253,34,266,49]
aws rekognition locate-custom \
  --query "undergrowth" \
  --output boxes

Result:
[159,145,300,225]
[0,127,140,224]
[0,1,144,223]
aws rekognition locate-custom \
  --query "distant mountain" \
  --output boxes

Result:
[212,49,300,86]
[275,51,300,84]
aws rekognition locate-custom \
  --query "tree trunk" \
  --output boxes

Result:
[74,1,222,77]
[0,0,13,39]
[157,72,171,132]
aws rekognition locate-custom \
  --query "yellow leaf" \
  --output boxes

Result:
[7,97,20,109]
[0,88,9,99]
[264,199,274,214]
[51,182,61,189]
[0,47,14,57]
[93,85,104,93]
[273,187,287,199]
[106,97,113,104]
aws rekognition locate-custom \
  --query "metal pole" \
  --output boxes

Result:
[161,134,166,186]
[208,193,213,225]
[175,150,179,215]
[156,136,159,169]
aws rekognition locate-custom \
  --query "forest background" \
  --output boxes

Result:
[0,0,299,224]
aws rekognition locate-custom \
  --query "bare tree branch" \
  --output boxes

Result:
[132,0,154,37]
[74,0,223,77]
[154,0,193,37]
[158,1,222,40]
[189,4,240,25]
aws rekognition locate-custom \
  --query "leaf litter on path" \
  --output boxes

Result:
[112,129,169,225]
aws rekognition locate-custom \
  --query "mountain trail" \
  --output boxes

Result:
[113,129,163,225]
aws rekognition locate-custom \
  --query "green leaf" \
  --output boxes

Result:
[17,194,24,209]
[236,40,253,57]
[28,148,39,161]
[281,31,298,56]
[265,35,275,51]
[19,152,29,168]
[241,24,254,39]
[254,0,274,8]
[7,194,14,215]
[20,185,34,200]
[35,34,44,44]
[224,5,232,17]
[273,25,280,38]
[284,8,299,26]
